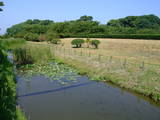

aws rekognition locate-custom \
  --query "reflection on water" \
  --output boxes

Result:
[17,75,160,120]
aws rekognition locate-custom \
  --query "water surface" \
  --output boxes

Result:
[17,75,160,120]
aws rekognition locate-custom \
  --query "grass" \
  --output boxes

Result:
[0,38,26,49]
[13,41,54,65]
[16,108,27,120]
[21,40,160,102]
[60,38,160,64]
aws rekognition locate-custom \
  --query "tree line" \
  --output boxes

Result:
[4,14,160,40]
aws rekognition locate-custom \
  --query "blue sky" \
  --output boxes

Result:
[0,0,160,34]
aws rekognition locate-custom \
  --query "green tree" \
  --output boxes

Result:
[24,33,39,41]
[46,32,60,44]
[78,15,93,21]
[0,1,4,11]
[91,40,100,49]
[71,39,85,48]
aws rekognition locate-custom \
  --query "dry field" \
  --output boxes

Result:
[60,38,160,65]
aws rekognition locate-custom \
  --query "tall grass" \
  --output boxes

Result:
[14,48,34,66]
[0,38,26,49]
[13,42,54,65]
[16,108,27,120]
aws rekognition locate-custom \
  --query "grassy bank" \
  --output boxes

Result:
[54,55,160,102]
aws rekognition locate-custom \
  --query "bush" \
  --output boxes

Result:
[50,38,61,44]
[71,39,85,48]
[91,40,100,49]
[24,33,39,42]
[0,44,17,120]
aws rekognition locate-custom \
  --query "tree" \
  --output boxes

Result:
[78,15,93,21]
[107,19,121,27]
[46,32,60,44]
[0,1,4,11]
[71,39,85,48]
[91,40,100,49]
[24,33,39,41]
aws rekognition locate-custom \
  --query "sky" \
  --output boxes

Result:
[0,0,160,34]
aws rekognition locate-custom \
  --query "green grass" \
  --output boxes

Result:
[13,42,54,65]
[16,108,27,120]
[0,38,26,49]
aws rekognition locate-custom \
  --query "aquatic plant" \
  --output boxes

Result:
[19,62,79,85]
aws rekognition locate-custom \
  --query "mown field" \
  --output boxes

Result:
[28,38,160,102]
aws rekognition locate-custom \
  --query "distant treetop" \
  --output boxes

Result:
[0,1,4,11]
[78,15,93,21]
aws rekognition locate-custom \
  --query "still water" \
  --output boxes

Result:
[17,75,160,120]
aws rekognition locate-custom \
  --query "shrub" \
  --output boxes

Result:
[50,38,61,44]
[91,40,100,49]
[71,39,85,48]
[24,33,39,42]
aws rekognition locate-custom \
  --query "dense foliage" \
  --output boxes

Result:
[71,39,85,48]
[0,43,17,120]
[91,40,100,49]
[0,1,4,11]
[5,14,160,40]
[45,32,61,44]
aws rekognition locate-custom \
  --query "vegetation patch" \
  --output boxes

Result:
[5,15,160,40]
[18,62,80,85]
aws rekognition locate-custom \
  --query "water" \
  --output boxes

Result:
[17,75,160,120]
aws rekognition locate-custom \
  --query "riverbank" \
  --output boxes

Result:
[43,38,160,103]
[17,41,160,103]
[54,55,160,103]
